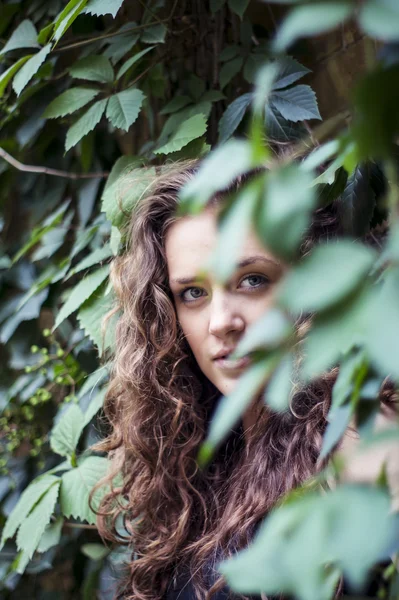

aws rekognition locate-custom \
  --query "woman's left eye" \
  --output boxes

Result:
[239,274,269,289]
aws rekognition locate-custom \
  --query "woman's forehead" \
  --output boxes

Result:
[165,209,278,284]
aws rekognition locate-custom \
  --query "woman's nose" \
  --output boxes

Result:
[208,291,245,338]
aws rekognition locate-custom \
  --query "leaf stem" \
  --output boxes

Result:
[55,20,168,53]
[0,148,108,180]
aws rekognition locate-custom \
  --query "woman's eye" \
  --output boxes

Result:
[180,287,205,302]
[240,274,269,289]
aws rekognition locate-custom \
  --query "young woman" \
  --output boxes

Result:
[96,160,397,600]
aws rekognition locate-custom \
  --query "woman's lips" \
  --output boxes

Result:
[213,355,251,371]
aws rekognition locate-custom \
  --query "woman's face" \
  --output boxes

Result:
[165,208,286,396]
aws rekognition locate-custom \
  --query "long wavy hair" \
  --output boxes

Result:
[94,159,385,600]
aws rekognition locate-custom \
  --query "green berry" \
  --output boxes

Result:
[43,329,51,337]
[25,366,32,373]
[31,345,39,353]
[56,348,64,358]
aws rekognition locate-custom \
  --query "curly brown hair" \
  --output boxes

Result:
[94,160,367,600]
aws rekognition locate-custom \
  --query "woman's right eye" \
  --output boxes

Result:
[179,287,206,303]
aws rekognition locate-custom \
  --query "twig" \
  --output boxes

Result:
[0,147,109,180]
[169,0,179,21]
[55,20,168,53]
[137,0,165,26]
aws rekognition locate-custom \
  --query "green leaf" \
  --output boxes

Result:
[159,101,212,140]
[0,56,31,99]
[68,245,112,277]
[303,286,373,380]
[81,542,109,560]
[116,46,156,79]
[110,225,121,255]
[0,289,48,344]
[53,0,89,43]
[31,212,74,261]
[103,155,142,193]
[141,23,166,44]
[228,0,249,19]
[69,55,114,83]
[320,403,353,460]
[265,353,294,412]
[13,44,52,97]
[101,161,153,228]
[271,85,321,122]
[210,0,226,12]
[154,114,207,155]
[187,74,206,101]
[207,176,263,282]
[336,164,376,236]
[16,482,60,562]
[301,140,340,171]
[84,0,125,17]
[279,241,376,314]
[37,23,54,45]
[273,2,353,52]
[60,456,109,524]
[12,200,70,263]
[255,164,316,260]
[37,516,64,553]
[106,88,145,131]
[359,0,399,41]
[265,104,306,142]
[273,56,311,90]
[331,351,368,411]
[218,93,252,143]
[0,475,59,549]
[65,98,108,152]
[43,87,100,119]
[200,360,275,461]
[253,62,279,116]
[220,56,243,89]
[50,405,85,458]
[103,25,140,64]
[0,19,38,56]
[178,139,255,214]
[53,264,109,330]
[160,95,192,115]
[366,268,399,379]
[201,90,226,102]
[234,308,293,357]
[77,287,115,355]
[78,367,108,400]
[220,485,395,598]
[82,386,107,426]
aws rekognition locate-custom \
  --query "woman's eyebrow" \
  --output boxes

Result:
[237,255,281,268]
[170,256,280,286]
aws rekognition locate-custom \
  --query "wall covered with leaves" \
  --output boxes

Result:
[0,0,399,599]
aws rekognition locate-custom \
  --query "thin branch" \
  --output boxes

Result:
[0,147,109,180]
[137,0,165,26]
[169,0,179,21]
[55,20,168,53]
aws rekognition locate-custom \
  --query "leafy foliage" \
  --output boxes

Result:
[0,0,399,598]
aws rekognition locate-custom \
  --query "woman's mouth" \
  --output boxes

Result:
[213,354,251,371]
